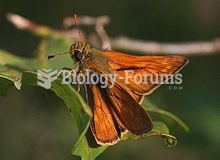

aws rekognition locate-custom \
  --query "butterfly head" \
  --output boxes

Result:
[69,41,91,62]
[48,41,92,63]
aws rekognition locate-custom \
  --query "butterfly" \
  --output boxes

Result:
[48,16,188,145]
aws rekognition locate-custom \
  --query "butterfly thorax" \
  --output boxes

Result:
[69,41,111,72]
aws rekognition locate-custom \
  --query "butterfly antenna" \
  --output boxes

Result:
[73,14,82,41]
[48,51,70,59]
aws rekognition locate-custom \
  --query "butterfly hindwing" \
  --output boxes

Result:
[86,79,153,145]
[87,83,122,145]
[106,81,153,134]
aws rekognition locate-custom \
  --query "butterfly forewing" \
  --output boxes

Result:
[103,51,188,95]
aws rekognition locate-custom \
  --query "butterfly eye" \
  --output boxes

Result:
[74,50,84,61]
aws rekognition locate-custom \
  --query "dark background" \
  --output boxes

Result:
[0,0,220,160]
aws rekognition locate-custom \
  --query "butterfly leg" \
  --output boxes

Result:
[65,67,81,93]
[76,83,80,93]
[79,66,90,103]
[82,82,88,104]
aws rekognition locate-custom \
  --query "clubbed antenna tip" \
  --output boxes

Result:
[48,55,55,59]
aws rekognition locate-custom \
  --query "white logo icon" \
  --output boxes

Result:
[37,69,58,89]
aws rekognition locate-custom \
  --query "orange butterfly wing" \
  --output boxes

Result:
[103,51,188,95]
[87,83,121,145]
[87,80,152,145]
[84,50,188,145]
[106,81,153,134]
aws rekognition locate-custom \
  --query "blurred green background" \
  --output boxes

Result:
[0,0,220,160]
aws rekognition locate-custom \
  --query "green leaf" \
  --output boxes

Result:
[36,37,73,69]
[149,122,177,147]
[14,71,107,160]
[121,122,177,147]
[0,49,39,69]
[0,75,14,96]
[71,130,107,160]
[22,72,107,160]
[0,36,73,94]
[0,49,39,94]
[0,38,109,159]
